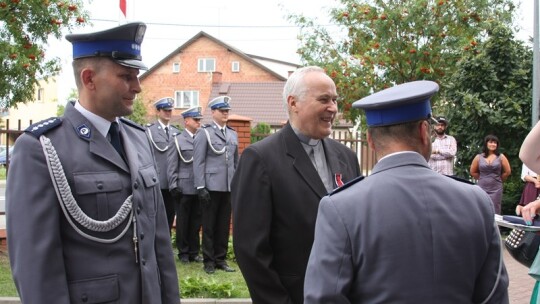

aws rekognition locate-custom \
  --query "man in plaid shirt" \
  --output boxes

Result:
[429,116,457,175]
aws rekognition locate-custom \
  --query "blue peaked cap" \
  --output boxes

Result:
[352,81,439,127]
[154,97,174,110]
[65,22,148,70]
[182,107,203,119]
[208,96,231,110]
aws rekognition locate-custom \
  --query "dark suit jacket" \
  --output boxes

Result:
[231,122,361,304]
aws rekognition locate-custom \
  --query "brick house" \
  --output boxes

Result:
[139,31,300,127]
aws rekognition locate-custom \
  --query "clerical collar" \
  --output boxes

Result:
[292,127,320,146]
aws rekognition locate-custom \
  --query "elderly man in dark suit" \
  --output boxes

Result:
[6,23,179,304]
[231,66,361,304]
[304,81,508,303]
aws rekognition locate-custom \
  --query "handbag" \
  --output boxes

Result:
[504,228,540,268]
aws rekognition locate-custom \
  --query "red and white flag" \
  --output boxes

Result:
[119,0,127,17]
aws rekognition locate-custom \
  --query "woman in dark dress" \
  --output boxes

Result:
[470,134,511,214]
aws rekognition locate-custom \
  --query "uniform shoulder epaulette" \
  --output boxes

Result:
[120,117,145,131]
[226,125,236,131]
[145,122,154,127]
[328,175,365,196]
[445,174,475,185]
[170,125,181,131]
[25,117,62,138]
[202,124,212,128]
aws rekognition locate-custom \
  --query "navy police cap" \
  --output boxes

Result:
[66,22,148,70]
[208,96,231,110]
[352,80,439,127]
[182,107,203,119]
[154,97,174,110]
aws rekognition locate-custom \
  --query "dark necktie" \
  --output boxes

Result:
[221,128,226,137]
[165,126,169,139]
[109,122,125,157]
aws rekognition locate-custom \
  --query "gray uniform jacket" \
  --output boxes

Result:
[193,123,238,192]
[146,122,179,190]
[304,152,509,304]
[168,130,197,195]
[6,103,180,304]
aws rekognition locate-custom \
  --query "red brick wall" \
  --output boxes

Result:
[140,35,283,122]
[228,114,252,155]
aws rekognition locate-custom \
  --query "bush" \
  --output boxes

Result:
[181,276,240,298]
[502,176,524,215]
[251,122,271,143]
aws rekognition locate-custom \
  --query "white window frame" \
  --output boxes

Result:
[198,58,216,72]
[232,61,240,72]
[172,62,180,73]
[174,90,200,108]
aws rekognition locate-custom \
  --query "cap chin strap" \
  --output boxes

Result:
[39,135,134,244]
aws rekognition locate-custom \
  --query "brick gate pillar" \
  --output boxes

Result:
[227,114,252,155]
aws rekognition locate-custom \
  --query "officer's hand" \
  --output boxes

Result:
[170,187,182,200]
[198,188,211,207]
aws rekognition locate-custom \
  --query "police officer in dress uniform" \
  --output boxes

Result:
[146,97,179,231]
[304,81,508,303]
[193,96,238,274]
[6,23,180,304]
[167,107,204,263]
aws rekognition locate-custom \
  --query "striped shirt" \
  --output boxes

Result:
[429,134,457,175]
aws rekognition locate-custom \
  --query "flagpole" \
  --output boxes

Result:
[533,0,539,125]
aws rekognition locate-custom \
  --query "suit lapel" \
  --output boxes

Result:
[120,123,139,182]
[211,124,227,142]
[65,106,129,173]
[183,130,194,145]
[322,139,348,188]
[155,124,168,141]
[282,123,327,198]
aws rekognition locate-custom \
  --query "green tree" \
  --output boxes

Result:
[0,0,88,108]
[57,88,78,116]
[126,96,148,125]
[444,24,532,213]
[288,0,515,121]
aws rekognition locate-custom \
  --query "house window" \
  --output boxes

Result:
[36,88,44,103]
[198,58,215,72]
[172,62,180,73]
[174,90,199,108]
[232,61,240,72]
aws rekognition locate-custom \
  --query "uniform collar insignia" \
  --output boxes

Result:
[77,124,91,139]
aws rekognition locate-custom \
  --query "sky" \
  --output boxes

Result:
[49,0,536,102]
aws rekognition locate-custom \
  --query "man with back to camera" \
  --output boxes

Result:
[6,23,180,303]
[231,66,361,304]
[146,97,179,232]
[428,115,457,175]
[168,106,204,263]
[193,96,238,274]
[304,80,508,303]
